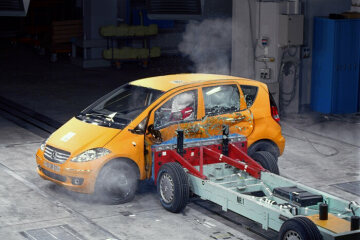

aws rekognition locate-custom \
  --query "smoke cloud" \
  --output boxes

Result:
[178,18,232,75]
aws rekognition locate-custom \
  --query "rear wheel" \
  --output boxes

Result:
[248,141,279,162]
[251,151,279,174]
[95,160,139,204]
[279,217,323,240]
[157,162,189,213]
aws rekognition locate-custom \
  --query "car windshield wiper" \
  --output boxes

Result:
[80,111,130,129]
[82,112,106,121]
[84,112,117,122]
[85,112,107,118]
[80,112,112,122]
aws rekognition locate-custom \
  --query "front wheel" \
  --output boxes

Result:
[157,162,189,213]
[95,160,139,204]
[278,217,323,240]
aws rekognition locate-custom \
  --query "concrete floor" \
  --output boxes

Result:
[0,44,359,239]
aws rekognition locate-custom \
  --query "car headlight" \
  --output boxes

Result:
[71,148,111,162]
[40,138,49,151]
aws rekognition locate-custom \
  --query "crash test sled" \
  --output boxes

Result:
[151,127,360,240]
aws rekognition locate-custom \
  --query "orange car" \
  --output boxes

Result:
[36,74,285,204]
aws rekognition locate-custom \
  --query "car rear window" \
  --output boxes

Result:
[269,91,278,108]
[240,85,258,108]
[203,85,240,116]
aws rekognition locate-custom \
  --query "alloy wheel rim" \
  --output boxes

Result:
[160,173,174,204]
[283,230,302,240]
[106,172,130,197]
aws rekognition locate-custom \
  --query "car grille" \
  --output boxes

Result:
[44,145,70,164]
[40,167,66,182]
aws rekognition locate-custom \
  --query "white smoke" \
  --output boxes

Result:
[178,18,232,74]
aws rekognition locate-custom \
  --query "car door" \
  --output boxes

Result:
[198,83,254,138]
[144,87,202,178]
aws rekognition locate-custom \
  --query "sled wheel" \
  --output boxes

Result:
[157,162,189,213]
[279,216,323,240]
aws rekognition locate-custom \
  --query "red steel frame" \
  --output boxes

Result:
[152,139,265,183]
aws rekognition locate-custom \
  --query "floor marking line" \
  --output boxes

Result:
[0,141,42,149]
[44,228,59,239]
[0,216,71,228]
[59,225,84,240]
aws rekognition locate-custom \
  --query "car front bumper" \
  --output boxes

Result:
[36,151,96,194]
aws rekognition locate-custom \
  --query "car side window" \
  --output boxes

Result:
[203,85,240,116]
[154,90,197,129]
[240,85,258,108]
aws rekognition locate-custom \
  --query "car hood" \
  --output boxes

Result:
[45,117,120,156]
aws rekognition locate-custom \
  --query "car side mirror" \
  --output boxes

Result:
[128,117,147,135]
[128,128,144,135]
[147,124,162,143]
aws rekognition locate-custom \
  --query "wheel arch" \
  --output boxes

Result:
[98,157,140,179]
[248,139,280,157]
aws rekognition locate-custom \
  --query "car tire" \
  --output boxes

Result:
[157,162,189,213]
[251,151,279,175]
[278,217,323,240]
[95,160,139,204]
[248,141,279,162]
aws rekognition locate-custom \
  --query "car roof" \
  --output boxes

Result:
[130,73,264,92]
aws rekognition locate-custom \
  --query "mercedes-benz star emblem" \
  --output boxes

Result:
[51,151,56,159]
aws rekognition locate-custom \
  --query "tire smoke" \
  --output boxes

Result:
[178,18,232,74]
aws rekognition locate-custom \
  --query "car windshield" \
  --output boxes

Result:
[77,84,164,129]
